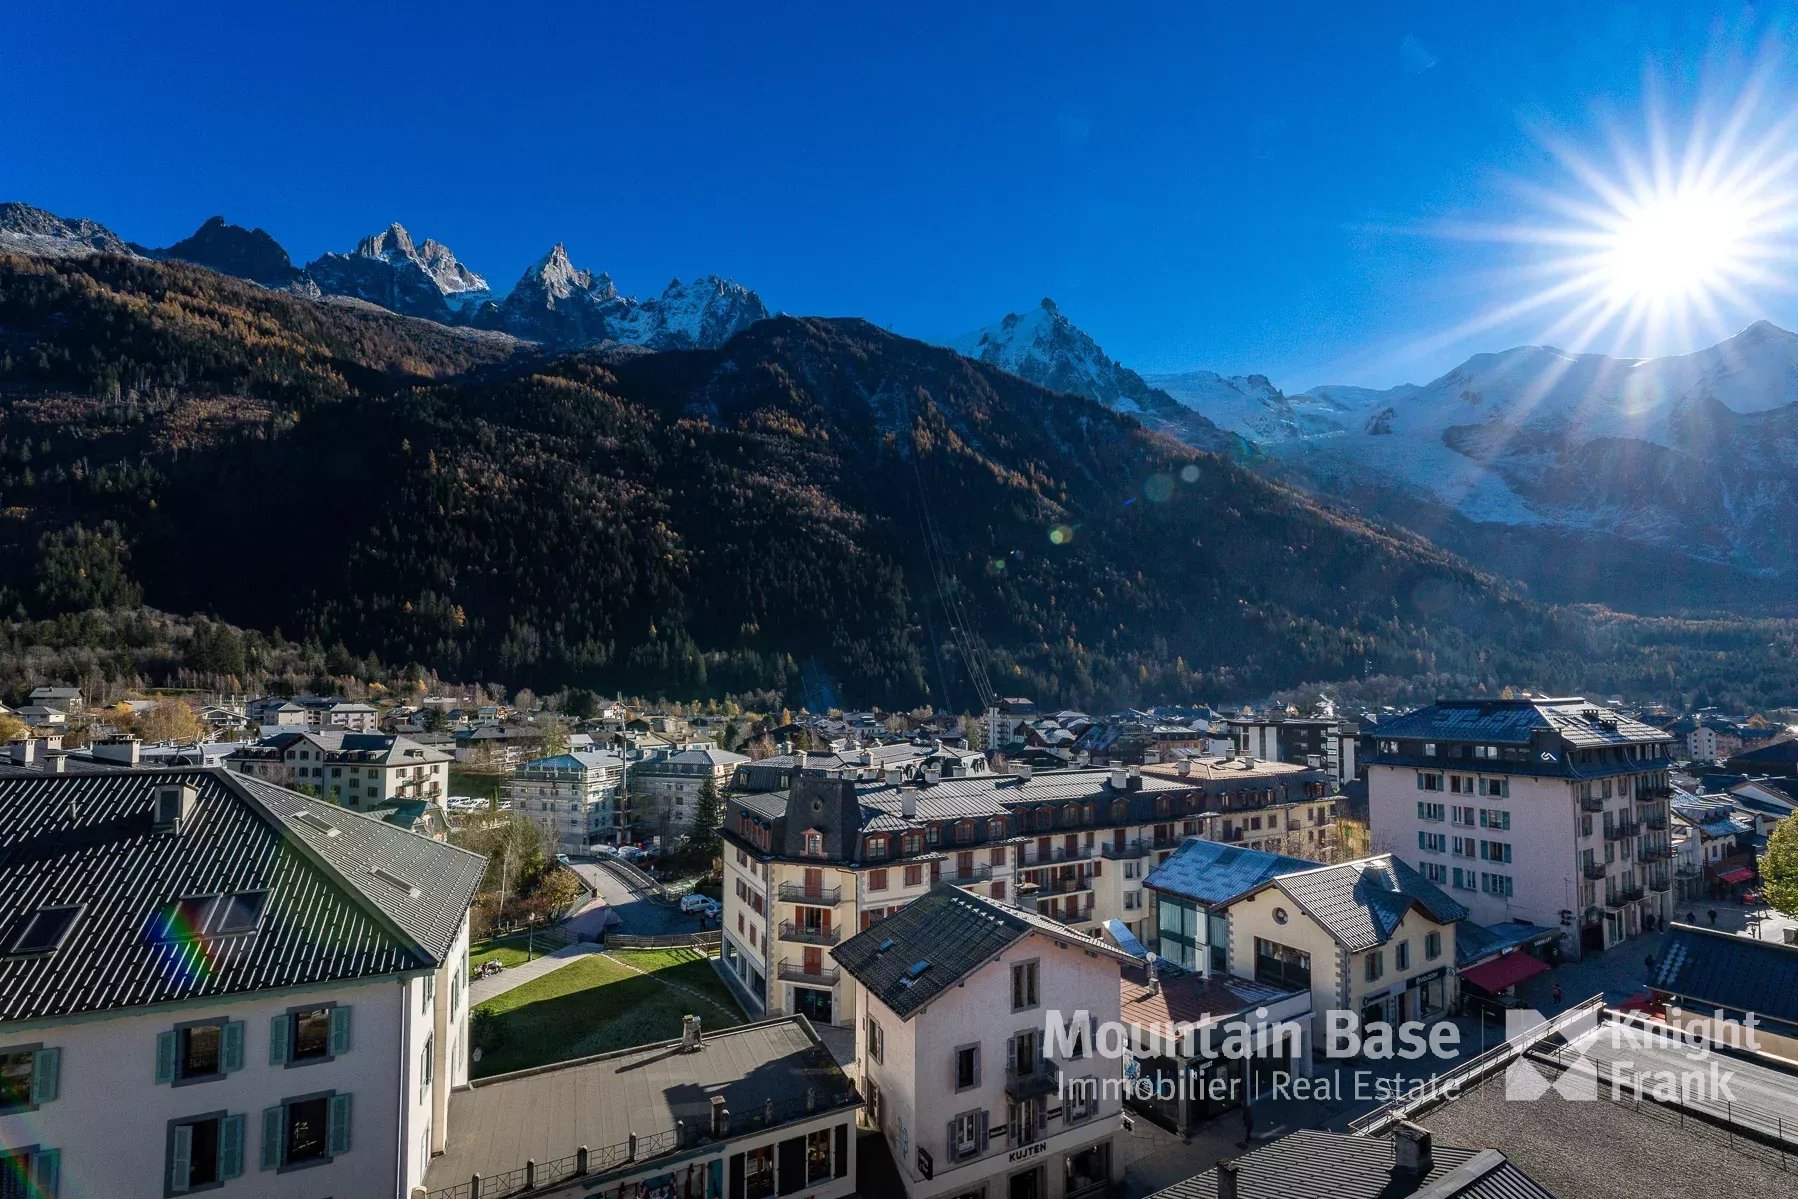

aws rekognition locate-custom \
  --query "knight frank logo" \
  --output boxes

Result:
[1502,1007,1599,1101]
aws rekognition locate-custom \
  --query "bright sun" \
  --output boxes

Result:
[1600,188,1752,303]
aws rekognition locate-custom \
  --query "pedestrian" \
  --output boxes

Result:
[1239,1102,1254,1148]
[1707,908,1718,927]
[1551,982,1563,1005]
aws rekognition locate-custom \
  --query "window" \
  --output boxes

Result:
[1421,862,1447,884]
[1416,773,1443,792]
[1482,872,1514,898]
[806,1127,832,1183]
[0,1047,57,1113]
[1395,940,1411,971]
[949,1110,986,1160]
[803,830,824,857]
[866,1017,883,1064]
[1418,831,1446,853]
[1067,1084,1094,1122]
[421,973,436,1014]
[1451,867,1476,891]
[1425,931,1442,960]
[1482,778,1509,798]
[1416,801,1445,821]
[1480,808,1511,830]
[272,1005,349,1067]
[954,1044,980,1090]
[1011,960,1039,1011]
[158,1020,243,1086]
[868,869,888,892]
[1480,840,1513,863]
[0,1149,59,1198]
[262,1093,350,1171]
[6,905,81,957]
[743,1143,775,1199]
[169,1111,245,1192]
[1253,938,1311,989]
[902,864,923,887]
[1364,949,1384,982]
[1451,805,1475,826]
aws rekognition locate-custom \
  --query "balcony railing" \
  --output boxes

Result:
[1579,795,1607,813]
[1020,845,1094,866]
[1638,842,1673,861]
[777,883,842,905]
[778,960,840,986]
[777,921,840,946]
[942,864,994,884]
[1582,860,1607,880]
[1036,904,1094,927]
[1005,1061,1060,1100]
[1604,821,1639,841]
[1099,839,1151,860]
[1648,874,1672,893]
[1031,875,1093,896]
[1642,813,1669,831]
[1605,885,1646,907]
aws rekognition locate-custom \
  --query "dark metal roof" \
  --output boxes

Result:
[831,883,1128,1020]
[1145,838,1319,907]
[1145,1130,1553,1199]
[0,766,484,1022]
[1371,698,1669,749]
[1652,922,1798,1027]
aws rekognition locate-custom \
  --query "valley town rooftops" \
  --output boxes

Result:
[0,765,484,1022]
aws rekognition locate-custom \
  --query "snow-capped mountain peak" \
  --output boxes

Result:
[520,243,597,302]
[0,201,137,259]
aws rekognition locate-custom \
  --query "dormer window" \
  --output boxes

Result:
[803,829,825,857]
[866,834,889,857]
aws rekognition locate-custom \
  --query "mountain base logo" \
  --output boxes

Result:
[1502,1006,1751,1104]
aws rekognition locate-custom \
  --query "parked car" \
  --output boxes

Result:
[555,853,571,866]
[679,893,712,913]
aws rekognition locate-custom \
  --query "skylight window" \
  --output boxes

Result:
[370,865,421,898]
[293,810,341,837]
[212,890,268,935]
[148,895,219,942]
[8,904,81,956]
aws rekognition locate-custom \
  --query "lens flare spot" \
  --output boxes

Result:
[1179,464,1201,483]
[1144,473,1175,503]
[1048,524,1075,546]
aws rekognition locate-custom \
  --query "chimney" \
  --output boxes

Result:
[36,734,62,754]
[1016,764,1033,783]
[1014,882,1040,912]
[1110,766,1128,791]
[884,767,904,786]
[1146,953,1161,996]
[795,750,808,772]
[1178,759,1192,777]
[1242,755,1256,769]
[901,789,917,819]
[1392,1121,1433,1176]
[153,782,197,832]
[46,754,66,775]
[92,735,142,767]
[860,748,874,767]
[710,1096,729,1137]
[8,739,34,767]
[681,1014,703,1052]
[924,765,940,785]
[1216,1160,1240,1199]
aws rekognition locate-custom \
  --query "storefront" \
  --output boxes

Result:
[1063,1142,1111,1198]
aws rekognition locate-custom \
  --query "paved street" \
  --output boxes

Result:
[566,857,695,938]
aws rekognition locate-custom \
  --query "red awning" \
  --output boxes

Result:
[1718,867,1756,885]
[1460,951,1551,994]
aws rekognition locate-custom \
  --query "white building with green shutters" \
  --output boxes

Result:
[0,761,485,1198]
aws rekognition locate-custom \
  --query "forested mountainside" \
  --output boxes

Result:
[1,250,1794,708]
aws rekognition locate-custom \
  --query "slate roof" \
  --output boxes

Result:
[1119,962,1304,1028]
[0,766,484,1022]
[520,751,625,772]
[1372,697,1669,748]
[1145,838,1319,907]
[1725,737,1798,772]
[1456,921,1558,968]
[831,883,1130,1020]
[1145,1130,1552,1199]
[1651,922,1798,1028]
[1246,855,1468,951]
[227,730,451,765]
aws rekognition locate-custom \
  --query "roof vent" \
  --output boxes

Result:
[292,810,341,838]
[899,959,932,987]
[370,865,421,898]
[876,938,896,954]
[153,783,198,832]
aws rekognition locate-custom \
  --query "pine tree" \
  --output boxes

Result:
[1762,815,1798,919]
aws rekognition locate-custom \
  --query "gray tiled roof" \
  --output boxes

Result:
[1145,838,1319,906]
[1145,1130,1551,1199]
[832,884,1129,1019]
[1373,698,1668,748]
[0,766,484,1022]
[1256,856,1468,951]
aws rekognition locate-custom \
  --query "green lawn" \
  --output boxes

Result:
[468,933,545,972]
[471,948,744,1077]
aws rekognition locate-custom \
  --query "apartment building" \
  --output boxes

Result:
[507,750,628,854]
[0,763,484,1199]
[1365,697,1675,961]
[1225,715,1359,785]
[226,731,452,812]
[833,885,1131,1199]
[629,746,748,836]
[720,762,1337,1029]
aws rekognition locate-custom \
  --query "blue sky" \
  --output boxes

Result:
[4,1,1794,389]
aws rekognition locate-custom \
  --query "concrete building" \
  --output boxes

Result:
[1365,697,1675,961]
[1226,715,1359,785]
[833,884,1131,1199]
[507,750,628,854]
[421,1016,858,1199]
[0,763,484,1199]
[630,746,749,837]
[225,731,452,812]
[985,698,1040,751]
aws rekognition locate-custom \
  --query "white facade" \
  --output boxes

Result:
[0,921,470,1199]
[507,752,628,854]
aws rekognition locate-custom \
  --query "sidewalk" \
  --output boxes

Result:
[468,940,608,1007]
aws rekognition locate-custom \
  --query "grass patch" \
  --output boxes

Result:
[468,933,548,972]
[472,949,743,1077]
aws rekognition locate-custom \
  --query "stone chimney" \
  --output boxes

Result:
[92,735,142,767]
[884,767,904,786]
[8,739,35,766]
[681,1014,703,1052]
[710,1095,729,1138]
[1216,1160,1240,1199]
[1014,882,1040,912]
[901,787,917,819]
[1016,764,1033,783]
[1392,1121,1433,1176]
[1110,765,1128,791]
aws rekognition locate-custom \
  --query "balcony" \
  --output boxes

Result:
[1605,885,1646,908]
[1642,813,1669,831]
[777,883,842,905]
[942,863,994,884]
[1035,904,1094,927]
[1031,875,1093,896]
[1020,845,1094,866]
[778,960,840,987]
[1604,821,1639,841]
[1648,874,1672,893]
[1638,842,1673,861]
[1005,1061,1060,1100]
[1579,795,1606,813]
[778,921,841,947]
[1100,839,1151,860]
[1582,860,1607,881]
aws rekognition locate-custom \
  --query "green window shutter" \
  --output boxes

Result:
[329,1006,352,1056]
[221,1021,244,1074]
[260,1106,284,1170]
[219,1113,245,1180]
[33,1149,59,1199]
[269,1014,291,1065]
[326,1093,352,1156]
[156,1031,178,1084]
[30,1048,59,1104]
[170,1123,193,1193]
